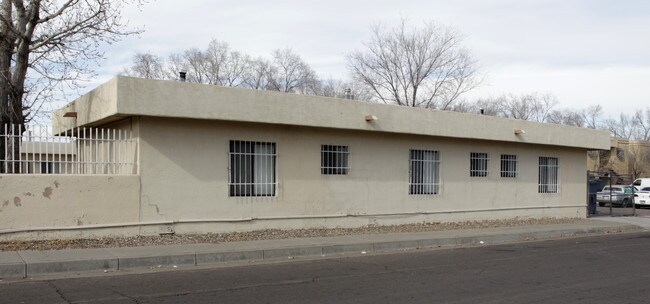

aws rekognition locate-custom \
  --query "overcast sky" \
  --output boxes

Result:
[78,0,650,117]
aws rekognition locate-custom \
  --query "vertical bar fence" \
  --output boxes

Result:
[1,124,138,175]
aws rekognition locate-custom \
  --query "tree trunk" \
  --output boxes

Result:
[0,0,29,172]
[1,123,23,173]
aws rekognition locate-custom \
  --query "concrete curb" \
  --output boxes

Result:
[0,223,643,280]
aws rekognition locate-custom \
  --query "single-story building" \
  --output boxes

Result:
[0,76,611,240]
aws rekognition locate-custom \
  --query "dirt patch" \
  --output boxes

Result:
[0,217,587,252]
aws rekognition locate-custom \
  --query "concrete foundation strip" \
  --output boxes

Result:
[0,205,586,235]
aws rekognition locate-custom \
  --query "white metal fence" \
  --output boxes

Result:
[1,124,138,175]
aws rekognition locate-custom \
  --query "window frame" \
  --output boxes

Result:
[500,154,518,178]
[538,156,559,193]
[470,152,489,177]
[409,149,440,195]
[228,140,277,197]
[321,145,350,175]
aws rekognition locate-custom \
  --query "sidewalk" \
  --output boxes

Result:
[1,218,647,280]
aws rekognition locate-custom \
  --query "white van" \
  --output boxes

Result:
[631,178,650,192]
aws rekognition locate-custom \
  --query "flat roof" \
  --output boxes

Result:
[52,76,610,150]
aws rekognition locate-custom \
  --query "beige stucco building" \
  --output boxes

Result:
[587,138,650,182]
[0,76,611,240]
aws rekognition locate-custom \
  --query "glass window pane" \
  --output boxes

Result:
[229,140,276,197]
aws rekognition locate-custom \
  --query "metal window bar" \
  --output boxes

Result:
[112,129,116,174]
[321,145,350,175]
[117,129,122,175]
[500,154,518,178]
[1,124,137,175]
[82,127,86,174]
[470,152,489,177]
[37,125,42,173]
[228,140,277,197]
[538,157,559,193]
[100,128,104,174]
[43,126,47,173]
[409,149,440,195]
[18,125,22,172]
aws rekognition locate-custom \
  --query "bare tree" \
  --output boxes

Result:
[533,93,559,122]
[202,39,250,87]
[451,97,501,116]
[151,38,252,87]
[627,143,650,179]
[242,57,271,90]
[220,50,250,87]
[448,100,473,113]
[545,110,565,125]
[266,48,318,93]
[311,78,345,98]
[182,48,208,83]
[123,52,165,79]
[165,52,188,80]
[203,39,229,85]
[605,113,634,139]
[497,93,558,122]
[472,98,502,116]
[0,0,142,172]
[546,109,585,127]
[309,78,372,101]
[632,108,650,141]
[498,94,535,120]
[580,105,603,129]
[347,19,480,109]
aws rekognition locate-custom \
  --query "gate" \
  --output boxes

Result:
[587,171,636,217]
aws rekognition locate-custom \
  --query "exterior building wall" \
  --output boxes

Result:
[53,77,611,151]
[587,138,650,181]
[136,116,587,234]
[0,175,140,240]
[11,76,607,239]
[52,77,119,131]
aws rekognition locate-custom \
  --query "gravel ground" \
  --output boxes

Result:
[0,217,585,252]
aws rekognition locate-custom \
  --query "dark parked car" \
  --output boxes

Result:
[597,186,634,207]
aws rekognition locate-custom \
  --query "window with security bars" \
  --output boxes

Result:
[229,140,276,197]
[500,154,517,178]
[538,157,558,193]
[409,149,440,195]
[321,145,349,175]
[470,152,489,177]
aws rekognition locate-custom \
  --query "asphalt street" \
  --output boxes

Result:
[1,231,649,304]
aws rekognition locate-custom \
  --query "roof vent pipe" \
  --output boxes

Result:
[344,88,353,100]
[179,71,187,82]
